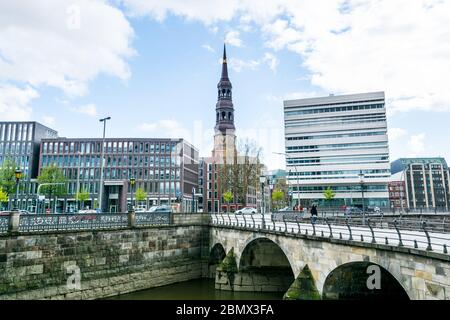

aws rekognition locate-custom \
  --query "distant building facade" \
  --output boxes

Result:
[391,158,450,210]
[388,172,407,210]
[283,92,390,208]
[0,121,58,210]
[39,138,198,212]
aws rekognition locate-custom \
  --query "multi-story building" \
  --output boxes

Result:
[388,172,407,210]
[283,92,391,208]
[0,121,58,209]
[391,158,450,210]
[39,138,198,212]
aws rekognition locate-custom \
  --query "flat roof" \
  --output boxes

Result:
[284,91,385,108]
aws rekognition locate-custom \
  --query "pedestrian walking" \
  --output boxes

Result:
[310,204,318,224]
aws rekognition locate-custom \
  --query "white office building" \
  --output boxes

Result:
[283,92,391,208]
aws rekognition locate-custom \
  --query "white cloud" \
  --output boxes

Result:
[388,128,407,141]
[0,84,38,120]
[228,58,260,72]
[71,103,98,117]
[408,133,426,157]
[42,116,56,127]
[120,0,450,115]
[138,119,190,138]
[201,44,215,53]
[262,53,278,73]
[0,0,134,117]
[225,30,243,47]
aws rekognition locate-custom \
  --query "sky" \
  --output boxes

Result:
[1,0,450,170]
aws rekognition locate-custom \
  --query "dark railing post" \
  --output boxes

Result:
[393,219,403,247]
[251,214,255,228]
[295,216,301,234]
[367,219,376,244]
[221,213,225,225]
[234,214,238,227]
[422,221,432,251]
[227,213,231,226]
[272,220,275,231]
[311,219,316,236]
[282,214,287,232]
[346,218,353,241]
[325,218,333,238]
[243,215,247,228]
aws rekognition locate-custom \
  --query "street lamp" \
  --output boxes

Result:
[273,152,300,209]
[129,177,136,211]
[13,167,23,211]
[98,116,111,213]
[358,170,366,223]
[259,175,266,229]
[269,179,274,213]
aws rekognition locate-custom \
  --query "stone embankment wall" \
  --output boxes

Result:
[0,214,210,300]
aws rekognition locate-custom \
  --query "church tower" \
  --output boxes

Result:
[212,44,236,164]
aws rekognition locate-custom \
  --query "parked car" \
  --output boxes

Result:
[344,207,364,215]
[235,207,257,215]
[278,207,291,212]
[78,209,97,214]
[367,206,382,214]
[149,205,172,213]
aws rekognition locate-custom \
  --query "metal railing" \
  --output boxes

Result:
[0,215,10,235]
[0,212,172,234]
[211,213,450,255]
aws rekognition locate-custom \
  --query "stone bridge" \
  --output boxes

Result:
[1,212,450,300]
[208,216,450,300]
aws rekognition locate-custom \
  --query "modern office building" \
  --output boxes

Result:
[38,137,199,212]
[391,158,450,210]
[283,92,391,208]
[0,121,58,209]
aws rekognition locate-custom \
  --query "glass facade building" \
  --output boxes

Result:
[391,158,450,210]
[39,138,199,212]
[283,92,390,208]
[0,121,58,210]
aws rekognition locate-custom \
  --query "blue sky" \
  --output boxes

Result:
[1,1,450,169]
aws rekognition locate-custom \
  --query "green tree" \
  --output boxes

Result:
[0,187,8,210]
[135,187,147,206]
[323,186,336,209]
[37,164,67,213]
[272,189,285,210]
[75,188,90,210]
[223,191,233,212]
[0,158,18,196]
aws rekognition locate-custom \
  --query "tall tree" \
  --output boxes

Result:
[37,164,67,212]
[223,190,233,212]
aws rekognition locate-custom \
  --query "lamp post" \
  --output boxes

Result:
[129,177,136,212]
[13,167,23,211]
[273,152,300,208]
[269,179,274,213]
[98,116,111,213]
[358,170,366,223]
[259,175,266,229]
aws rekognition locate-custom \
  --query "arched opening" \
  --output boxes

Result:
[238,238,295,292]
[216,113,219,122]
[228,112,232,121]
[322,262,409,300]
[208,243,226,279]
[221,111,226,120]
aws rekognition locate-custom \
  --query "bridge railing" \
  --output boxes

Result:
[0,211,173,234]
[211,213,450,255]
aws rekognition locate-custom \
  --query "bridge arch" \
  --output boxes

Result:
[322,261,410,300]
[208,243,226,278]
[237,236,295,292]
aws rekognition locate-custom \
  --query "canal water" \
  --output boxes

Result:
[106,279,283,300]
